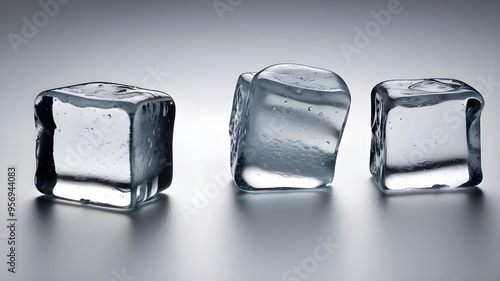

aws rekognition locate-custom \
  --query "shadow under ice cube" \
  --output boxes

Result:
[34,82,175,208]
[370,79,484,191]
[230,64,351,191]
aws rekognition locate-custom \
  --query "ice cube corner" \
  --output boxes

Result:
[370,78,484,191]
[34,82,175,208]
[229,64,351,191]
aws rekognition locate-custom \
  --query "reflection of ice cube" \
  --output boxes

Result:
[34,82,176,208]
[370,79,484,191]
[229,64,351,191]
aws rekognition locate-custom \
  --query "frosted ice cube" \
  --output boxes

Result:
[229,64,351,191]
[34,82,175,208]
[370,78,484,191]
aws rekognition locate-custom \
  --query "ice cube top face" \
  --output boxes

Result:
[230,64,351,191]
[370,79,484,191]
[34,82,175,208]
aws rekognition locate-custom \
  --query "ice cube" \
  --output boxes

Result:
[370,78,484,191]
[229,64,351,191]
[34,82,175,208]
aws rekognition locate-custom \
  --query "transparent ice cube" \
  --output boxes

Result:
[370,79,484,191]
[229,64,351,191]
[34,82,175,208]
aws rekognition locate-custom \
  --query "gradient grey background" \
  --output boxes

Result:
[1,0,499,280]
